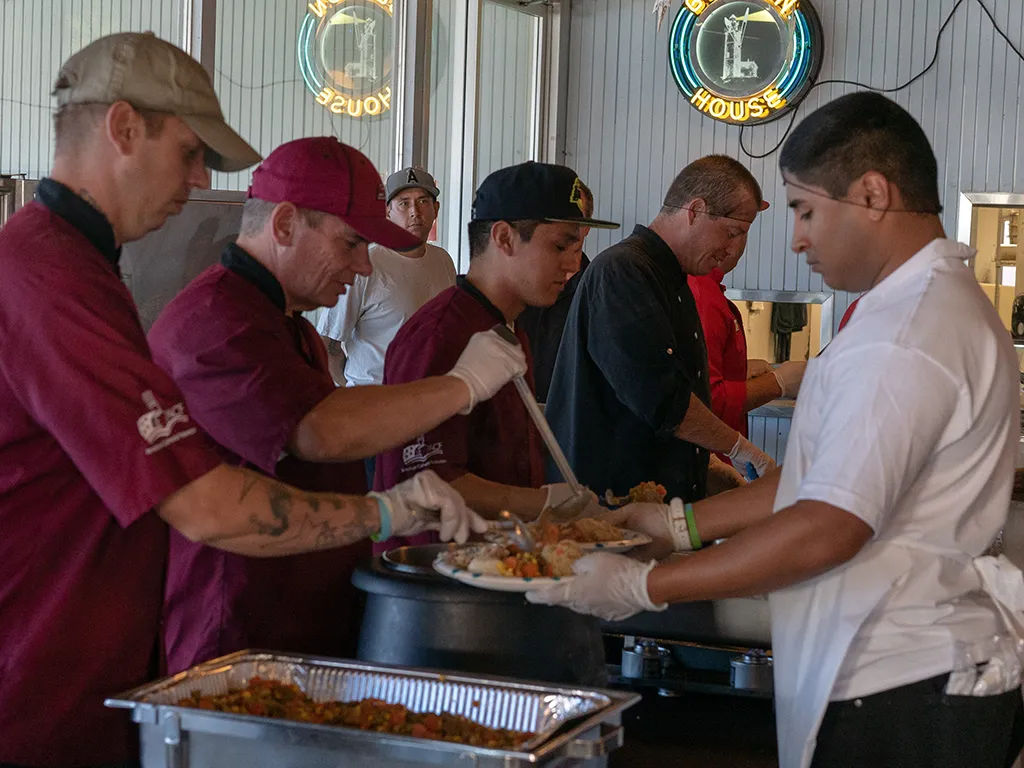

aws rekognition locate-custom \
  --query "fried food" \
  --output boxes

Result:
[177,677,532,749]
[443,541,583,578]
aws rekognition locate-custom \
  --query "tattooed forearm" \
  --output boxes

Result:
[216,471,381,556]
[248,484,292,537]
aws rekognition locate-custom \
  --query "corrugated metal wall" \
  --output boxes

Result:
[0,1,183,178]
[563,0,1024,459]
[210,0,395,191]
[476,2,539,182]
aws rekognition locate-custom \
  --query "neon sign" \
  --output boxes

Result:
[669,0,823,125]
[299,0,394,119]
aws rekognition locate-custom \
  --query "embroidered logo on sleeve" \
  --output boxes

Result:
[137,390,197,455]
[402,435,445,470]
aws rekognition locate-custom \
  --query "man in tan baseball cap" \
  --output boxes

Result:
[55,31,260,172]
[48,31,260,245]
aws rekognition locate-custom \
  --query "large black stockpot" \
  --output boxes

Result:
[352,545,607,687]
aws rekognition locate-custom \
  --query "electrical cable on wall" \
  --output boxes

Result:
[739,0,1024,159]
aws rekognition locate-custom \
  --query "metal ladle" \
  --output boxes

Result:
[490,324,589,522]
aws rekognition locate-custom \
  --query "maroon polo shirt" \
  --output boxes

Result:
[373,277,545,551]
[0,180,222,767]
[148,244,369,674]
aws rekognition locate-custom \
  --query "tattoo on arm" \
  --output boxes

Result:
[236,471,379,553]
[326,339,344,355]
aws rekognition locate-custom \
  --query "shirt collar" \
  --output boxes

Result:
[631,224,685,283]
[457,275,508,325]
[220,243,287,312]
[36,178,120,267]
[858,238,972,313]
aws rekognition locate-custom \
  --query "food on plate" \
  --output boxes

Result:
[530,517,628,545]
[176,677,533,749]
[442,540,583,578]
[604,481,667,506]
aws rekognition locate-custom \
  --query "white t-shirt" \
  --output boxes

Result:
[317,243,456,387]
[773,238,1019,701]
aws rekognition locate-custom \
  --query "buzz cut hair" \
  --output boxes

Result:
[779,91,941,214]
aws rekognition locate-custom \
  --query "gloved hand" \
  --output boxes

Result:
[544,483,603,518]
[526,552,667,621]
[746,359,772,379]
[447,330,528,415]
[771,360,807,398]
[727,435,776,480]
[707,453,746,496]
[598,503,672,548]
[371,470,488,543]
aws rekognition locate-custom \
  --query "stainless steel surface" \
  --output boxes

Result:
[733,651,770,696]
[730,649,774,693]
[491,323,583,499]
[119,189,246,331]
[620,642,670,680]
[107,650,640,768]
[381,543,452,576]
[0,177,39,230]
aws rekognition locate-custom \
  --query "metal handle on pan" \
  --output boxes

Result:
[565,722,625,758]
[163,712,185,768]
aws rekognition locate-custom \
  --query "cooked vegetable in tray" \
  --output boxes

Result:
[177,677,533,749]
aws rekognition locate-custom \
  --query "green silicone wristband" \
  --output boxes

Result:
[684,502,702,551]
[367,492,392,542]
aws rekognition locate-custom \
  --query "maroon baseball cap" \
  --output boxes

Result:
[247,137,419,250]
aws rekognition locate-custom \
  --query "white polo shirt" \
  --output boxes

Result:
[773,238,1019,700]
[317,243,456,387]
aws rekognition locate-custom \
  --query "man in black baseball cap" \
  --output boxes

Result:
[375,162,624,550]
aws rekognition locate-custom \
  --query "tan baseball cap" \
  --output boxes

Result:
[53,32,261,173]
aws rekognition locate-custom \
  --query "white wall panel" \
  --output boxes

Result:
[1,1,184,178]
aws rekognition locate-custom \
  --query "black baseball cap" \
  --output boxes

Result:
[471,162,620,229]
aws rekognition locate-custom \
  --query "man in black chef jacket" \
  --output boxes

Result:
[546,155,775,503]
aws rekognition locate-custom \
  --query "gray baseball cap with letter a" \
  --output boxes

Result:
[52,32,261,172]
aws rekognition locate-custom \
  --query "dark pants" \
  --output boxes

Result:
[364,455,376,490]
[811,673,1024,768]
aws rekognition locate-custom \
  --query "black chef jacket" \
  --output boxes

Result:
[545,225,712,502]
[518,253,590,403]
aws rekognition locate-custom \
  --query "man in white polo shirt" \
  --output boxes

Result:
[318,167,456,389]
[528,92,1024,768]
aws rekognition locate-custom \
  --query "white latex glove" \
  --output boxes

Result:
[447,330,528,415]
[727,435,776,480]
[771,360,806,398]
[544,483,603,518]
[598,503,672,547]
[371,470,487,543]
[746,359,771,379]
[526,552,667,621]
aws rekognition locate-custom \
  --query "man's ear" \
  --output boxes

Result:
[491,220,517,257]
[269,202,300,246]
[858,171,892,222]
[104,101,146,158]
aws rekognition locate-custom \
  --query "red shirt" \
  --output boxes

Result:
[149,249,369,674]
[0,185,222,766]
[688,271,748,436]
[374,279,545,550]
[839,297,861,331]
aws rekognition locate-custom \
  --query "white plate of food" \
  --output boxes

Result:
[487,516,653,554]
[432,541,583,593]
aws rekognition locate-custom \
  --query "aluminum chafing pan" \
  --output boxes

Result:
[106,650,640,767]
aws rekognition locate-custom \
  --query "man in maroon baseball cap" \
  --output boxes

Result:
[149,136,526,673]
[246,136,420,250]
